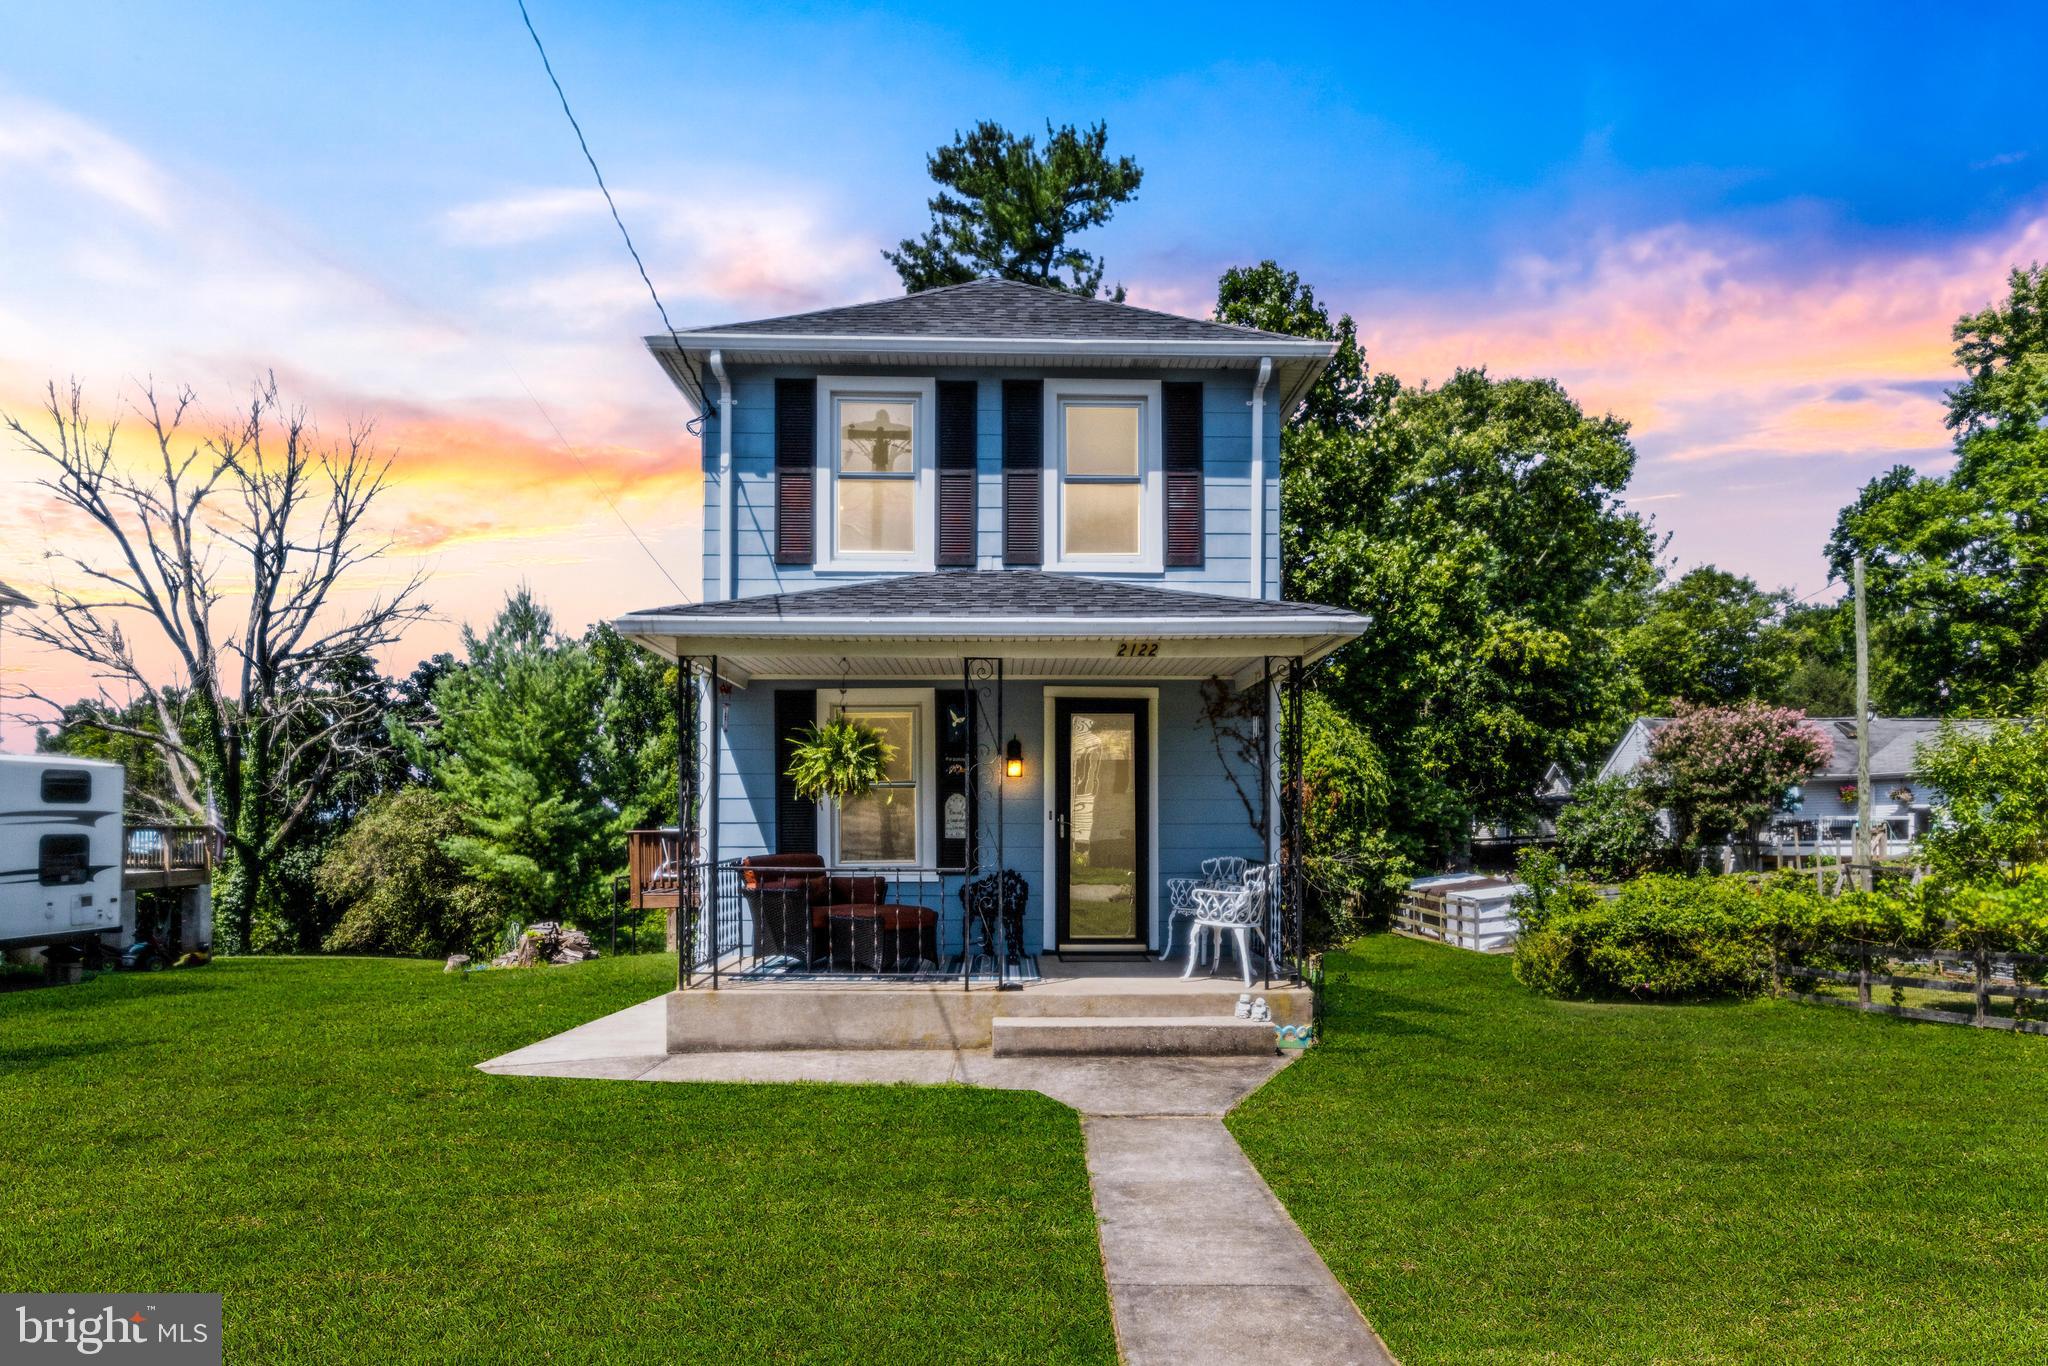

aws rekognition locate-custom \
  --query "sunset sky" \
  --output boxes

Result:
[3,1,2045,749]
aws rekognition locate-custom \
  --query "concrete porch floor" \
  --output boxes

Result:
[477,993,1298,1114]
[663,956,1316,1053]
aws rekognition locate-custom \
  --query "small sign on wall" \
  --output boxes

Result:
[944,792,968,840]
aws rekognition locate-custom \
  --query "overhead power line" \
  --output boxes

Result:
[512,0,707,600]
[516,0,707,405]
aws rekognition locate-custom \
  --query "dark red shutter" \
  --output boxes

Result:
[1002,379,1043,566]
[773,378,815,566]
[937,380,978,568]
[1163,381,1204,567]
[773,689,817,854]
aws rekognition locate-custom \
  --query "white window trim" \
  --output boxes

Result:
[816,687,938,870]
[1041,378,1164,573]
[814,375,937,573]
[1041,687,1160,951]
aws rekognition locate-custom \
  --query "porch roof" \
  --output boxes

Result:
[614,572,1366,686]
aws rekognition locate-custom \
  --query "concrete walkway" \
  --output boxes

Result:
[479,996,1395,1364]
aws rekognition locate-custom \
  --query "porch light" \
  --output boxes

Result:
[1005,736,1024,779]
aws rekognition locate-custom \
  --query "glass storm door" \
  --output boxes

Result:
[1053,699,1149,948]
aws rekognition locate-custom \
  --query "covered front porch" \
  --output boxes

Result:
[613,573,1364,1045]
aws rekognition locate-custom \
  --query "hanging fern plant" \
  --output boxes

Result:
[785,717,893,804]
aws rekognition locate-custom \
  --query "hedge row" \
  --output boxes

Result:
[1511,863,2048,1001]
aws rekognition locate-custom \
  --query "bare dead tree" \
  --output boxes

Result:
[5,376,430,950]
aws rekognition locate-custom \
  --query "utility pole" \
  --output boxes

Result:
[1853,555,1873,892]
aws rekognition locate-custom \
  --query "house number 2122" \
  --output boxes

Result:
[1116,641,1160,657]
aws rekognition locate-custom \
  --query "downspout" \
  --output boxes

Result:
[1249,357,1273,600]
[708,349,735,602]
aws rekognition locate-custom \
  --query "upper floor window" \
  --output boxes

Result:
[1044,379,1162,571]
[816,377,935,572]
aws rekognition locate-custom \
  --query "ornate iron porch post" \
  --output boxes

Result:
[674,653,701,991]
[1279,656,1307,983]
[962,656,1006,985]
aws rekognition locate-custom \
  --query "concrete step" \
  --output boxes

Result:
[997,989,1313,1026]
[992,1015,1278,1058]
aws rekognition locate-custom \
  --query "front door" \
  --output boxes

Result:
[1053,698,1149,950]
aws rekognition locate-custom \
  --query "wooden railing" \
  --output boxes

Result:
[122,824,216,889]
[625,828,697,910]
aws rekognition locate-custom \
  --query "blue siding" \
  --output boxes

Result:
[711,678,1268,955]
[699,364,1284,604]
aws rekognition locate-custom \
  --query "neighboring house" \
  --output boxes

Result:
[1469,762,1575,865]
[1598,714,1997,862]
[611,279,1363,997]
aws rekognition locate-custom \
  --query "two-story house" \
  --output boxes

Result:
[612,280,1363,1045]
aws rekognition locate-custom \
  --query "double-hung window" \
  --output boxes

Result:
[1044,379,1163,571]
[815,377,936,571]
[822,690,933,867]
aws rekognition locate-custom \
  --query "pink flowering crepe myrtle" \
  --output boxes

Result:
[1646,701,1834,854]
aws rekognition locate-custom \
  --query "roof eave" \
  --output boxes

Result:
[644,331,1335,405]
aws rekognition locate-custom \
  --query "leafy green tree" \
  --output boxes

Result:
[1916,718,2048,884]
[885,120,1142,298]
[584,621,678,833]
[1221,262,1658,867]
[1645,702,1832,861]
[406,592,609,925]
[1214,261,1387,433]
[317,789,510,957]
[1828,265,2048,713]
[1766,602,1859,716]
[1628,566,1796,706]
[1554,774,1667,881]
[1287,368,1659,850]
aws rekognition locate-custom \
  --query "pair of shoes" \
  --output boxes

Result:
[1249,997,1270,1023]
[1234,993,1252,1020]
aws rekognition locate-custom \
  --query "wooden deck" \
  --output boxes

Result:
[122,824,215,891]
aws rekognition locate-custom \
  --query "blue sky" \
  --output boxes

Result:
[2,0,2045,722]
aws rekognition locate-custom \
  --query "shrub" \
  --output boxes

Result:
[1514,875,1771,1000]
[1512,862,2048,1002]
[1554,775,1667,880]
[317,790,511,958]
[1916,718,2048,884]
[1300,693,1408,942]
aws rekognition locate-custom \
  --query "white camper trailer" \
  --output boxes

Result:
[1,754,125,953]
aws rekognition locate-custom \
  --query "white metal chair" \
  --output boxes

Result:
[1160,858,1252,963]
[1183,864,1271,987]
[1159,877,1201,963]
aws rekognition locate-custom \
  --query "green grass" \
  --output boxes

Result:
[0,956,1115,1364]
[1231,935,2048,1364]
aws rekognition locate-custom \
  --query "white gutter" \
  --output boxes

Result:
[1249,356,1273,600]
[707,349,734,602]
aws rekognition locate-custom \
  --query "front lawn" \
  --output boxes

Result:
[1231,935,2048,1364]
[0,956,1115,1364]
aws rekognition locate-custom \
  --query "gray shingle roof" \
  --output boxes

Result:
[1623,714,1999,779]
[679,278,1312,346]
[623,571,1360,622]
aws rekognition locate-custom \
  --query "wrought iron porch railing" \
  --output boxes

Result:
[649,856,1036,990]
